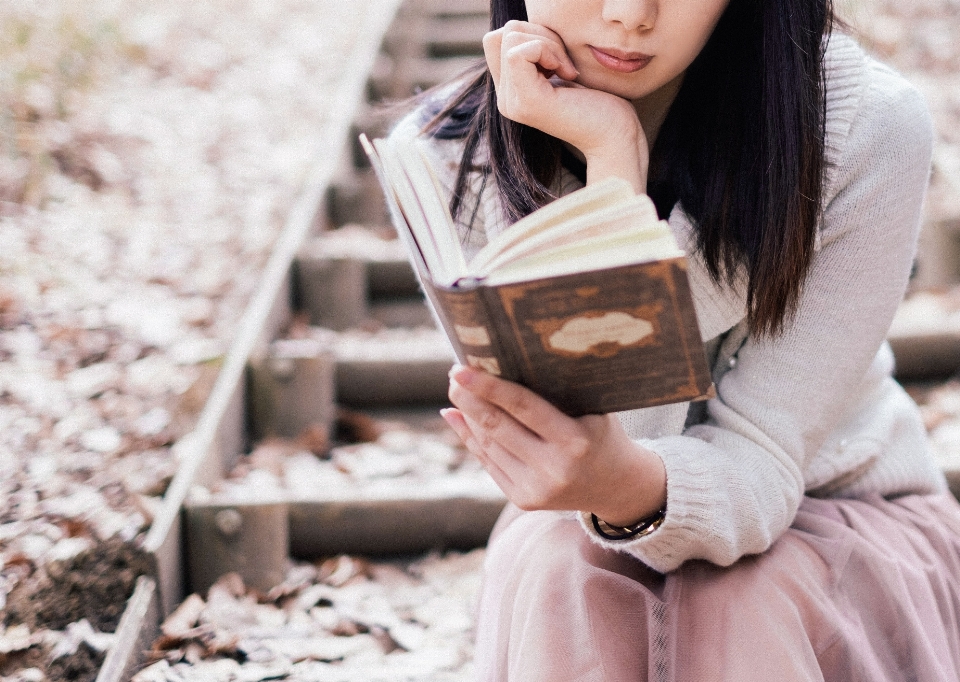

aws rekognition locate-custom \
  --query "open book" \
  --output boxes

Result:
[360,133,712,416]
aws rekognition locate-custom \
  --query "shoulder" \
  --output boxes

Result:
[822,33,934,207]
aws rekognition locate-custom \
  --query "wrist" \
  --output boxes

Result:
[589,440,666,528]
[591,506,665,540]
[583,130,648,195]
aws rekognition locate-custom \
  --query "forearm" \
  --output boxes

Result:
[584,133,647,195]
[585,430,666,528]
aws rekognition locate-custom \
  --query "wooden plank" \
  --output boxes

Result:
[289,495,506,557]
[336,358,452,407]
[890,331,960,380]
[424,15,489,57]
[326,170,393,226]
[95,577,160,682]
[369,54,483,100]
[368,299,435,328]
[411,0,489,17]
[247,347,337,441]
[185,502,289,596]
[396,55,483,93]
[368,258,421,297]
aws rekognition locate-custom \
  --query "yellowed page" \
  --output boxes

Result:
[371,138,454,282]
[483,231,682,286]
[473,194,663,276]
[468,177,638,273]
[393,136,468,284]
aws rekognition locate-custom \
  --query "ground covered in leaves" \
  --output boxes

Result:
[0,0,382,679]
[133,552,483,682]
[0,0,958,680]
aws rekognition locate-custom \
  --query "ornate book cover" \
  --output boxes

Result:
[360,133,714,416]
[427,259,712,416]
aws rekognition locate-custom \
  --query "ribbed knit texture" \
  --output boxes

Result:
[390,32,947,572]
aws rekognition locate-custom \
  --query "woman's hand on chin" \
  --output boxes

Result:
[441,364,667,528]
[483,21,648,194]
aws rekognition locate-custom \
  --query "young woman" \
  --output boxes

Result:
[389,0,960,678]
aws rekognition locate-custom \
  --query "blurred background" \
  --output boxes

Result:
[0,1,957,681]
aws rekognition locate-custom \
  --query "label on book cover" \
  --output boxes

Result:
[467,355,502,375]
[530,307,661,359]
[454,324,492,347]
[485,259,712,416]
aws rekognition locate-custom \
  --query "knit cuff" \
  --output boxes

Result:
[577,436,735,574]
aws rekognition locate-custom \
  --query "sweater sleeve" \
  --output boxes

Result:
[576,60,935,572]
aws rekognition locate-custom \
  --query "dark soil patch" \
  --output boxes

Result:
[4,537,154,631]
[47,643,106,682]
[0,645,49,677]
[0,642,105,682]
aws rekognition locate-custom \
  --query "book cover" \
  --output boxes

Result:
[360,133,714,416]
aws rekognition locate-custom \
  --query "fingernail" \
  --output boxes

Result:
[440,408,461,431]
[450,364,476,386]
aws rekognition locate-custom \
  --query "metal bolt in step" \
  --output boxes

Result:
[214,508,244,539]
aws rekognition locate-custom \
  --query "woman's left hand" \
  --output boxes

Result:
[441,365,667,527]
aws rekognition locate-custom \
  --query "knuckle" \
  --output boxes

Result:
[478,407,502,432]
[507,387,534,415]
[566,434,592,460]
[504,42,525,61]
[477,433,496,452]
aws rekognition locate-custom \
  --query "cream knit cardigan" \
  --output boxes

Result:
[389,32,947,572]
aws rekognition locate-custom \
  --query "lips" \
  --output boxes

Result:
[588,46,652,73]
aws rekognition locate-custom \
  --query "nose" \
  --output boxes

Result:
[601,0,656,31]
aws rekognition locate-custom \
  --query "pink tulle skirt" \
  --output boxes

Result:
[474,493,960,681]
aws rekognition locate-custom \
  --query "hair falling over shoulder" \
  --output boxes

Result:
[423,0,836,337]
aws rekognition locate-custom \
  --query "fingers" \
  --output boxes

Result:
[502,29,578,83]
[440,407,517,490]
[481,29,503,82]
[483,21,578,88]
[448,369,543,452]
[448,365,578,443]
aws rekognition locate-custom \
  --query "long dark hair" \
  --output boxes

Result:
[425,0,834,336]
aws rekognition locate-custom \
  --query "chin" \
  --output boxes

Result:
[575,66,666,102]
[579,75,656,101]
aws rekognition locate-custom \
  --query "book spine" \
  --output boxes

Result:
[430,281,523,383]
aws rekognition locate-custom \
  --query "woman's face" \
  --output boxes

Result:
[523,0,731,102]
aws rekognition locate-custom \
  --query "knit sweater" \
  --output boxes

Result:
[388,32,946,573]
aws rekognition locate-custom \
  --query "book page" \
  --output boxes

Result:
[371,138,451,282]
[468,177,640,273]
[392,136,468,285]
[359,135,431,279]
[472,194,667,276]
[482,230,682,286]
